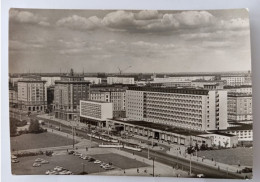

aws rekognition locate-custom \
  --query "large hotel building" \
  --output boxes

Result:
[54,70,91,121]
[126,87,228,131]
[17,77,47,112]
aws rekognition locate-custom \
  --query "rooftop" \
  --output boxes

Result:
[127,86,209,95]
[81,99,111,104]
[112,119,207,136]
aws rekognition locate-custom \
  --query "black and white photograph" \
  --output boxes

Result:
[8,8,252,179]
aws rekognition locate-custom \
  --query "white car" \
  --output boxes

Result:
[35,158,43,162]
[11,155,18,159]
[11,159,19,163]
[197,174,205,178]
[41,160,49,164]
[54,166,64,172]
[94,160,101,164]
[33,163,41,167]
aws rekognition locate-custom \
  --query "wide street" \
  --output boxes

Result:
[30,114,248,179]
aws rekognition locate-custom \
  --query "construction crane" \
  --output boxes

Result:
[118,66,132,75]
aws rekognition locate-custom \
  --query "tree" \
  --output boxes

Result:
[28,119,42,133]
[10,120,17,136]
[224,140,229,148]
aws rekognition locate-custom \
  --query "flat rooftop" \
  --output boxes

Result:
[112,119,207,136]
[128,86,209,95]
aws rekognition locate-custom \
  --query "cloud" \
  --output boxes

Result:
[9,40,44,50]
[9,9,50,26]
[135,10,161,20]
[56,15,102,30]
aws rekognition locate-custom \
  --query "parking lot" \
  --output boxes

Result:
[12,152,148,175]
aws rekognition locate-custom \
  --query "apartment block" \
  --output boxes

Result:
[17,77,47,112]
[228,93,253,121]
[126,87,228,131]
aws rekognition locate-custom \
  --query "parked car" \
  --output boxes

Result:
[54,166,64,172]
[94,160,101,164]
[41,160,49,164]
[88,158,95,162]
[33,163,41,167]
[35,158,43,162]
[11,155,18,159]
[11,159,19,163]
[68,151,75,155]
[242,167,252,173]
[197,174,205,178]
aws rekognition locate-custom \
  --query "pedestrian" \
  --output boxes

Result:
[124,170,125,174]
[137,168,139,173]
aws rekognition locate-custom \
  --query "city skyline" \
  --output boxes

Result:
[9,9,251,73]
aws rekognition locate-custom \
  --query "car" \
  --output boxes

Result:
[33,163,41,167]
[45,170,51,175]
[74,152,81,156]
[94,160,101,164]
[82,156,89,160]
[64,170,73,175]
[11,159,19,163]
[54,166,64,172]
[88,158,95,162]
[242,167,252,173]
[68,151,75,155]
[104,166,114,170]
[49,170,59,175]
[100,163,106,167]
[41,160,49,164]
[59,171,68,175]
[11,155,18,159]
[35,158,43,162]
[197,174,205,178]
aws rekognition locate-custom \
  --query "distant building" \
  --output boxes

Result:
[107,77,135,85]
[150,81,191,88]
[54,69,91,121]
[224,85,252,94]
[191,80,226,90]
[153,76,215,83]
[220,123,253,142]
[41,76,61,87]
[17,77,47,112]
[126,86,228,131]
[221,75,252,86]
[90,85,128,118]
[228,93,253,122]
[9,89,18,107]
[80,100,113,127]
[84,77,102,84]
[198,132,238,148]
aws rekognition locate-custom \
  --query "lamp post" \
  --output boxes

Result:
[152,157,155,177]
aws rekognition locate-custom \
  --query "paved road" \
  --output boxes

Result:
[34,116,246,179]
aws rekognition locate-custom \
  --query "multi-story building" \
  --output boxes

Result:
[198,132,238,148]
[107,77,135,85]
[47,86,54,112]
[228,93,253,122]
[90,85,128,118]
[126,87,228,131]
[191,80,226,90]
[9,89,18,107]
[224,85,252,94]
[41,76,61,87]
[17,77,47,112]
[80,100,113,127]
[84,77,102,84]
[219,123,253,142]
[221,75,252,86]
[150,81,191,88]
[54,69,91,121]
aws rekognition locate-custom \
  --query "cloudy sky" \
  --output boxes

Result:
[9,9,251,73]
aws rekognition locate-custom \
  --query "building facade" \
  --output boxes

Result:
[221,75,252,86]
[107,77,135,85]
[90,85,128,118]
[84,77,102,84]
[126,87,228,131]
[198,133,238,148]
[227,93,253,122]
[17,77,47,112]
[54,70,91,121]
[80,100,113,127]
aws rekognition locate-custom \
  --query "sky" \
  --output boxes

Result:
[9,9,251,73]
